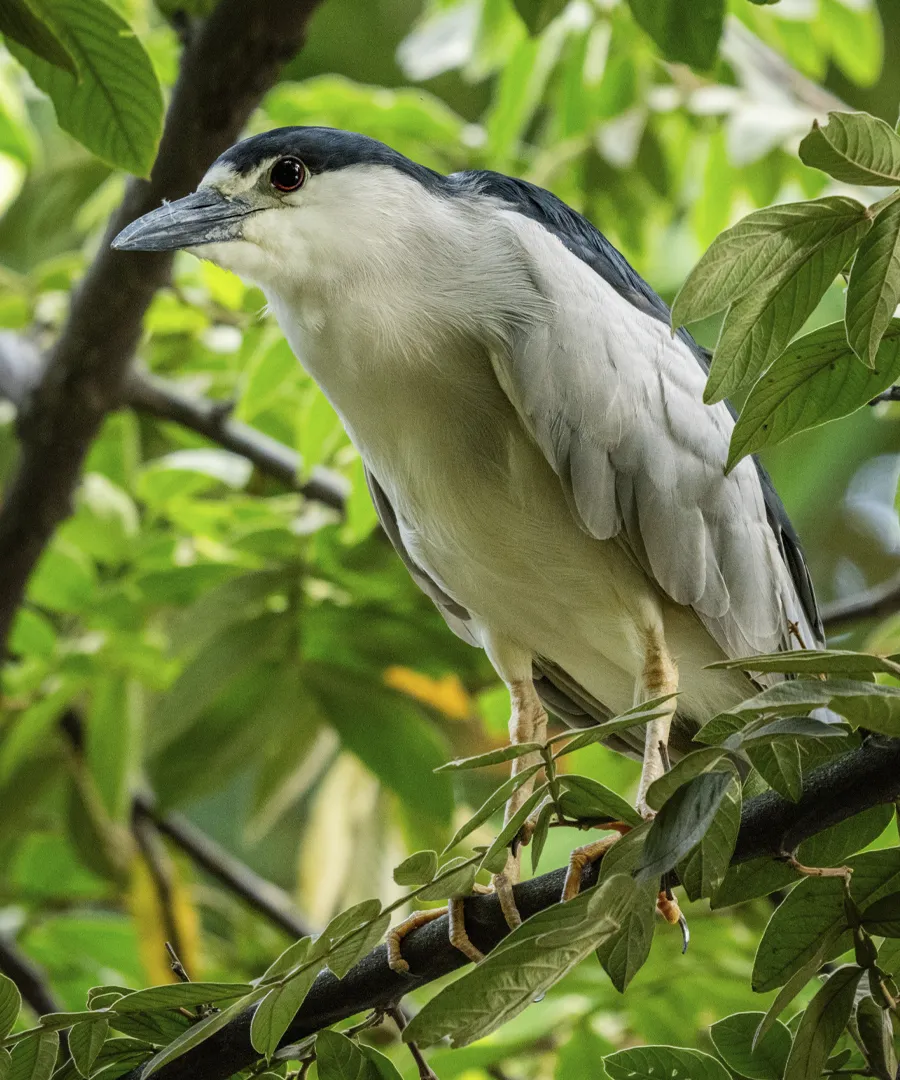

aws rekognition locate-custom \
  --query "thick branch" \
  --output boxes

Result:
[132,793,313,941]
[124,737,900,1080]
[822,571,900,630]
[0,0,324,654]
[124,371,347,511]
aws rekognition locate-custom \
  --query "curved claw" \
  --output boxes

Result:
[678,913,690,954]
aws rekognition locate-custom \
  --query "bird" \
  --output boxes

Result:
[113,126,824,965]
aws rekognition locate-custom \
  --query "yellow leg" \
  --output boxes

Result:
[387,909,446,974]
[561,835,621,901]
[635,627,678,819]
[492,679,548,929]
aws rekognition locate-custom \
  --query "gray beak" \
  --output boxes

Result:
[111,189,254,252]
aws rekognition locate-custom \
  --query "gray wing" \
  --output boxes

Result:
[486,206,821,660]
[456,169,824,655]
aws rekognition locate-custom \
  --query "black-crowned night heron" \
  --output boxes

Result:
[114,127,823,964]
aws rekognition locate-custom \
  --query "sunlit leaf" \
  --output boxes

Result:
[605,1045,730,1080]
[6,0,163,175]
[728,319,900,468]
[113,983,254,1013]
[799,112,900,185]
[316,1030,379,1080]
[0,0,76,75]
[393,850,438,887]
[847,199,900,367]
[624,0,724,69]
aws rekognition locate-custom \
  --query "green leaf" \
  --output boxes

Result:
[856,996,897,1080]
[846,199,900,367]
[393,850,438,886]
[68,1020,108,1078]
[712,804,893,909]
[753,849,900,992]
[250,966,321,1059]
[741,717,847,746]
[637,771,735,880]
[0,0,77,75]
[558,775,642,825]
[551,697,677,758]
[416,857,479,901]
[316,1031,378,1080]
[358,1046,403,1080]
[10,1031,58,1080]
[799,112,900,186]
[481,783,551,869]
[443,763,543,854]
[678,774,741,901]
[0,1049,10,1080]
[113,983,254,1013]
[405,874,637,1048]
[624,0,725,69]
[753,941,838,1050]
[783,964,864,1080]
[605,1046,730,1080]
[435,743,543,772]
[305,665,453,827]
[326,913,391,979]
[860,891,900,936]
[708,649,900,678]
[106,1012,191,1045]
[595,831,657,992]
[0,973,21,1040]
[511,0,567,35]
[645,747,735,811]
[672,196,867,326]
[530,801,554,874]
[746,741,803,801]
[317,900,383,954]
[6,0,163,176]
[710,1012,792,1080]
[727,321,900,469]
[141,989,267,1078]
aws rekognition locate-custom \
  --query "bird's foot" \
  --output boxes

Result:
[387,895,488,975]
[560,834,622,902]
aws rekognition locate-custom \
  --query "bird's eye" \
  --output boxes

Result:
[270,157,307,193]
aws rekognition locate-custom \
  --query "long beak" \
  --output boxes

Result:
[111,189,254,252]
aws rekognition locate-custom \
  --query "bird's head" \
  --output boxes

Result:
[112,127,446,293]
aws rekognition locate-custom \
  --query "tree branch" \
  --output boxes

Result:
[123,371,347,511]
[0,934,62,1020]
[132,793,313,941]
[0,0,325,656]
[123,736,900,1080]
[821,571,900,630]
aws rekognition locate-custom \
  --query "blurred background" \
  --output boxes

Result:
[1,0,899,1075]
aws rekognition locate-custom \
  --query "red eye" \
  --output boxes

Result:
[270,157,307,192]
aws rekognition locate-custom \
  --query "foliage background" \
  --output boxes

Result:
[1,0,900,1077]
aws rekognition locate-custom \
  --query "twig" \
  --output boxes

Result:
[132,793,313,941]
[388,1007,439,1080]
[0,337,347,513]
[870,386,900,405]
[821,571,900,630]
[124,371,347,511]
[165,943,191,984]
[119,736,900,1080]
[132,812,188,965]
[0,0,325,658]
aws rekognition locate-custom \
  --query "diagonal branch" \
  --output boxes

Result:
[132,793,313,941]
[123,736,900,1080]
[0,0,325,657]
[123,371,347,511]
